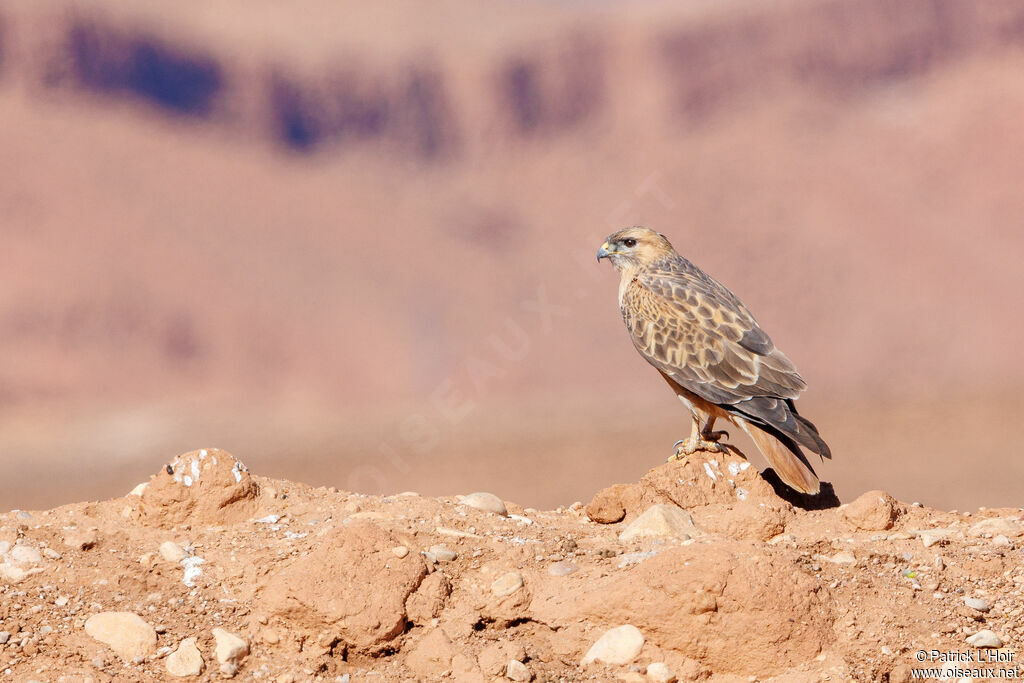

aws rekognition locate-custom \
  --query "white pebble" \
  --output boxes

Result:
[581,625,645,666]
[429,545,456,562]
[159,542,186,563]
[966,630,1003,648]
[459,492,508,517]
[647,661,676,682]
[491,571,524,597]
[964,597,990,613]
[505,659,531,681]
[212,628,248,676]
[166,637,204,677]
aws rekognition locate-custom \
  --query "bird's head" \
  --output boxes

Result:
[596,226,675,271]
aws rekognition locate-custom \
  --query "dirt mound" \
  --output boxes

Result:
[1,448,1023,681]
[586,448,794,541]
[138,448,260,527]
[260,522,428,655]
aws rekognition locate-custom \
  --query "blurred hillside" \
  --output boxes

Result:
[2,0,1023,511]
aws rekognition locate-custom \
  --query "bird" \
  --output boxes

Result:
[596,226,831,494]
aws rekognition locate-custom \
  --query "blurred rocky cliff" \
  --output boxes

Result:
[2,0,1023,510]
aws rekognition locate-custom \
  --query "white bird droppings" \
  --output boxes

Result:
[181,556,205,587]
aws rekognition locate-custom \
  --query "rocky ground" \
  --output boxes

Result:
[1,448,1022,682]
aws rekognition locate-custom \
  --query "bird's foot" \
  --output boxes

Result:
[668,436,728,461]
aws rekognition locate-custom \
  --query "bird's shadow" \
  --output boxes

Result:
[761,467,840,510]
[701,443,840,511]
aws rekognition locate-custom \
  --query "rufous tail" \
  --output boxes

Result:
[737,418,821,494]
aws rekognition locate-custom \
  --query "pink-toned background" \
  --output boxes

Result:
[3,0,1023,511]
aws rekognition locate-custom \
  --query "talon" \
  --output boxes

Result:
[670,437,727,461]
[668,439,688,462]
[701,429,730,442]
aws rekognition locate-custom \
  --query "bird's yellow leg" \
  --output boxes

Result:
[670,414,727,461]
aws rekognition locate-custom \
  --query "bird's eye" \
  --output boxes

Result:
[623,238,637,248]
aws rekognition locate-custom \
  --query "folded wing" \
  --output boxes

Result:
[621,258,830,462]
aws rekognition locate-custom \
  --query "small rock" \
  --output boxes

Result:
[84,612,157,662]
[478,641,528,676]
[212,627,249,676]
[586,485,628,524]
[0,631,9,644]
[39,625,53,635]
[843,490,897,531]
[159,542,187,563]
[181,556,205,587]
[966,630,1003,648]
[881,646,893,656]
[429,545,457,562]
[646,661,676,682]
[392,546,409,559]
[968,518,1023,538]
[992,534,1012,548]
[63,528,98,551]
[254,514,282,524]
[618,505,701,542]
[829,551,856,564]
[964,597,990,613]
[917,528,956,548]
[42,548,62,560]
[768,533,797,545]
[581,624,645,666]
[0,564,41,583]
[506,658,532,681]
[460,492,508,517]
[166,637,204,677]
[548,561,578,576]
[128,482,149,496]
[491,571,524,597]
[10,545,42,565]
[407,572,452,623]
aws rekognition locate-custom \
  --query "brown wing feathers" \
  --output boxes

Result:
[621,255,830,491]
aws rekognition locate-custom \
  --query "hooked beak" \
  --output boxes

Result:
[596,242,612,262]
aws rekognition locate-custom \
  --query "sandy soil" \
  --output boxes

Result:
[2,446,1021,681]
